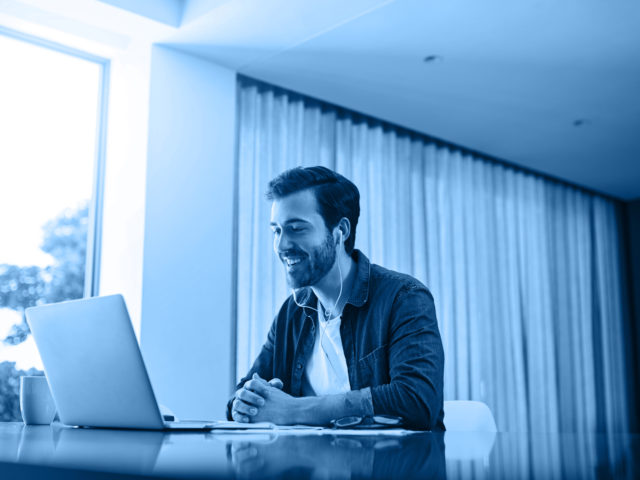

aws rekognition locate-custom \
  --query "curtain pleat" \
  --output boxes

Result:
[235,77,630,434]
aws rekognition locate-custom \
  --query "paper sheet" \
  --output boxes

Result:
[210,426,416,436]
[210,421,276,430]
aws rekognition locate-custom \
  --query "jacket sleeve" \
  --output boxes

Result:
[368,284,444,430]
[226,316,278,420]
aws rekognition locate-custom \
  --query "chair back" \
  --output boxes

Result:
[443,400,497,432]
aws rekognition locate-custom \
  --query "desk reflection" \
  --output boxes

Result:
[222,434,445,479]
[1,423,638,479]
[1,424,446,479]
[14,425,164,476]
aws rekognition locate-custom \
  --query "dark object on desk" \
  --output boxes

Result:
[330,414,404,429]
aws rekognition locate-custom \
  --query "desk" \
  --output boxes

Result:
[0,422,637,479]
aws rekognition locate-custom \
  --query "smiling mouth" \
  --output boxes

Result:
[283,256,305,268]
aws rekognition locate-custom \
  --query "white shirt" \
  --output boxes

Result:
[302,303,351,396]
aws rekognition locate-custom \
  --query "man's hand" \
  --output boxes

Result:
[242,373,299,425]
[231,373,284,423]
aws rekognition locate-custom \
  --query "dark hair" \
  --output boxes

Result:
[267,166,360,254]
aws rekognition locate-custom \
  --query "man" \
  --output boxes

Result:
[227,166,445,430]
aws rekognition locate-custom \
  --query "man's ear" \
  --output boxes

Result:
[336,218,351,246]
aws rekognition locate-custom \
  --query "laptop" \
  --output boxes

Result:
[25,294,271,431]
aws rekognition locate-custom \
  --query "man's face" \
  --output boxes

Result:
[270,189,337,289]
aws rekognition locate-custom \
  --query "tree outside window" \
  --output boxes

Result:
[0,203,88,421]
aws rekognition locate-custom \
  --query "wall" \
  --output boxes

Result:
[99,40,153,338]
[140,45,236,420]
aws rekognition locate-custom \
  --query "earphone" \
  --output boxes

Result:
[292,227,344,319]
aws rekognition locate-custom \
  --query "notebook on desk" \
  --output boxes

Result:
[26,294,271,431]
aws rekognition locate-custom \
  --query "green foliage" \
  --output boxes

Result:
[0,265,45,345]
[0,361,43,422]
[1,202,88,344]
[40,203,88,305]
[0,265,46,311]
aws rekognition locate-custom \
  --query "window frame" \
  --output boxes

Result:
[0,25,110,297]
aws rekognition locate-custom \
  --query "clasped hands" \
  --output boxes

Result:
[231,373,298,425]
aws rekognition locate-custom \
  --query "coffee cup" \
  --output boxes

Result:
[20,376,56,425]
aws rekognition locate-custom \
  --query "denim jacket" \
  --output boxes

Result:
[228,250,445,431]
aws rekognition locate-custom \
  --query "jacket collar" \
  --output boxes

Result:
[345,249,371,308]
[294,249,371,310]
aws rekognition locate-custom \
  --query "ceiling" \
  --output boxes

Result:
[6,0,640,200]
[171,0,640,201]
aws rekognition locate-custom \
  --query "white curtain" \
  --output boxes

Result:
[234,77,630,435]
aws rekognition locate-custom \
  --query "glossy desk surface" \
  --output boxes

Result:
[0,422,638,479]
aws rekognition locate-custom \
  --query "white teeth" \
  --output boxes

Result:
[286,258,302,266]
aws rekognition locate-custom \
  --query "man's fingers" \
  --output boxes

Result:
[268,378,284,390]
[251,372,283,390]
[231,405,249,423]
[233,398,259,416]
[232,411,250,423]
[237,388,266,406]
[244,378,270,396]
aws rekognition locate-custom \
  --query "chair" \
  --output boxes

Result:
[443,400,497,432]
[443,401,497,464]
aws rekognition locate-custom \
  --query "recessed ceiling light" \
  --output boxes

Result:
[423,55,443,63]
[573,119,591,127]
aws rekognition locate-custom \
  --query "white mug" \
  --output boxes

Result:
[20,376,56,425]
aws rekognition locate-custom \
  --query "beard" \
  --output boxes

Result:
[281,233,336,289]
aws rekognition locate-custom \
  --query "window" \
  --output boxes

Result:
[0,28,108,421]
